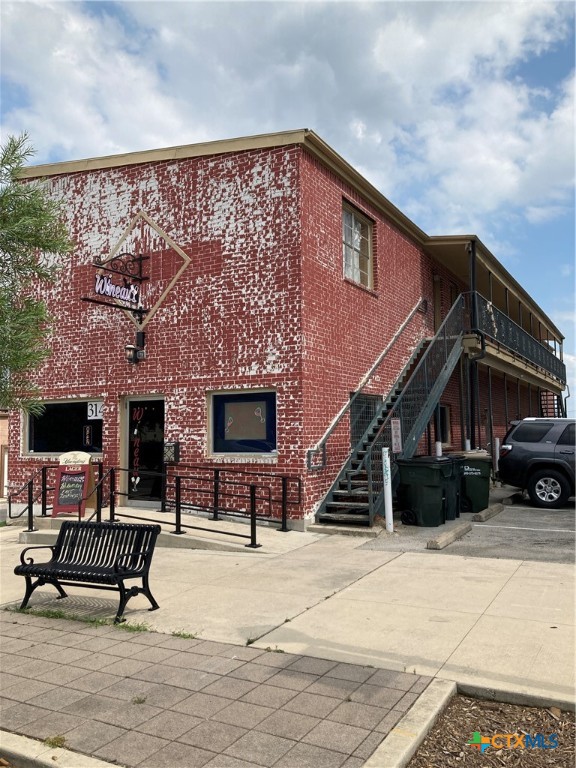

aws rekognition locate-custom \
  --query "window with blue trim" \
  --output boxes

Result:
[212,391,277,454]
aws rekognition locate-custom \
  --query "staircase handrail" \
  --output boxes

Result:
[307,297,426,470]
[357,293,468,521]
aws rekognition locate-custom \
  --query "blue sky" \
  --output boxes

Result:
[1,0,575,412]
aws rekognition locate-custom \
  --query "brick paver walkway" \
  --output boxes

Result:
[0,612,431,767]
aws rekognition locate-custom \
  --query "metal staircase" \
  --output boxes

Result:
[315,340,429,524]
[540,389,566,418]
[316,294,468,526]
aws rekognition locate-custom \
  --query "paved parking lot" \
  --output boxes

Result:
[441,500,575,564]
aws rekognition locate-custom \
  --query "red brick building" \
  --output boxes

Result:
[8,130,567,526]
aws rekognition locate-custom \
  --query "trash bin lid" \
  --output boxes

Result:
[449,450,491,461]
[396,455,453,466]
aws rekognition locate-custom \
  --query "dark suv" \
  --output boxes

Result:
[499,418,575,508]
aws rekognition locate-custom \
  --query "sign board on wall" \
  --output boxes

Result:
[52,451,96,517]
[87,402,104,420]
[391,418,403,453]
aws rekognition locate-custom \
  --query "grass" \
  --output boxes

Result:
[6,606,149,632]
[44,735,67,749]
[265,646,285,653]
[116,621,150,633]
[131,696,147,705]
[171,629,198,639]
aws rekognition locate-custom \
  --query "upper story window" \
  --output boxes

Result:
[342,204,373,289]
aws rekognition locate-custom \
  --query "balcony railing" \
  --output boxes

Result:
[474,293,566,383]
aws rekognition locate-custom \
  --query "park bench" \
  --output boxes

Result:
[14,520,161,623]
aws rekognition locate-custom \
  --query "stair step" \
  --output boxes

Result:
[326,501,369,509]
[317,513,370,525]
[334,488,369,496]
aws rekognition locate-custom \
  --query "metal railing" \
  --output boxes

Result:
[8,465,59,530]
[85,465,301,548]
[356,294,468,523]
[475,293,566,383]
[307,297,427,472]
[11,463,302,549]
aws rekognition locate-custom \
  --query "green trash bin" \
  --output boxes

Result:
[396,456,459,526]
[449,450,492,513]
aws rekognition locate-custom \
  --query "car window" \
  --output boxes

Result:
[503,423,520,442]
[511,422,554,442]
[557,423,575,446]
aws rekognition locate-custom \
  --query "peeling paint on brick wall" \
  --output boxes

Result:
[7,142,516,521]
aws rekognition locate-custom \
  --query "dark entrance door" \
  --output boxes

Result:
[128,399,164,501]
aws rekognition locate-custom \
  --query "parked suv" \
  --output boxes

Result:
[499,418,575,508]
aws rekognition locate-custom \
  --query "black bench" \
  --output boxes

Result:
[14,520,161,624]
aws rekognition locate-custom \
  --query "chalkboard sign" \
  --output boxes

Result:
[57,471,86,506]
[52,459,95,517]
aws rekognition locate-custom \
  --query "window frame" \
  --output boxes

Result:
[342,202,374,289]
[209,389,277,457]
[24,399,104,456]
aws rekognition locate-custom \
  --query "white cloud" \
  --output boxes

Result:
[0,1,573,296]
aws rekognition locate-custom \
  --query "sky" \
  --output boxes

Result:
[1,0,575,413]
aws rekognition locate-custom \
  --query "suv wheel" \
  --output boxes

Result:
[527,469,570,508]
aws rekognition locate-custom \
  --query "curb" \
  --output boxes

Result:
[455,682,576,713]
[0,731,116,768]
[362,679,457,767]
[426,522,472,550]
[472,502,504,522]
[306,524,379,538]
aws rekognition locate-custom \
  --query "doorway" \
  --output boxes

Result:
[127,399,165,502]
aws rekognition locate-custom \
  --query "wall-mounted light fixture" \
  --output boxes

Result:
[125,331,146,364]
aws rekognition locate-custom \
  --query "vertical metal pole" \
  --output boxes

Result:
[173,475,183,534]
[96,480,102,523]
[26,480,36,532]
[487,367,494,464]
[280,476,289,532]
[109,467,116,522]
[459,357,466,450]
[212,468,220,521]
[246,485,261,548]
[160,463,167,512]
[41,466,48,517]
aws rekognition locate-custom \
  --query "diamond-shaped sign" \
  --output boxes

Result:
[99,210,191,330]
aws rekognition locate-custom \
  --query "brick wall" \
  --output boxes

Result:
[8,140,527,522]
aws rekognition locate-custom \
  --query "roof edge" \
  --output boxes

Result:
[426,235,564,340]
[18,129,312,179]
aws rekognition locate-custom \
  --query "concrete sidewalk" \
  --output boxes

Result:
[0,488,574,767]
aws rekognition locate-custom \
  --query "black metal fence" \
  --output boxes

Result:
[8,463,302,549]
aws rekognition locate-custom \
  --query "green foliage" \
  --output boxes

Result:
[44,735,67,749]
[117,621,151,633]
[0,133,73,413]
